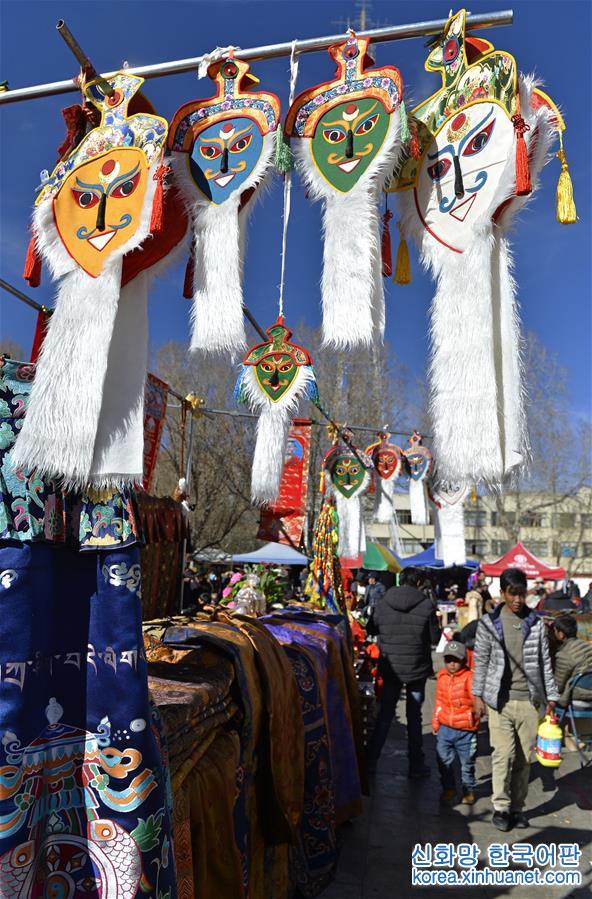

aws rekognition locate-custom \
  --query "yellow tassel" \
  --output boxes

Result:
[556,134,577,225]
[393,221,411,285]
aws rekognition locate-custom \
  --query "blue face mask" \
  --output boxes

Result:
[189,116,264,205]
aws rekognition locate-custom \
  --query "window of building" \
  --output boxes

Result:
[397,510,413,525]
[465,540,488,556]
[491,511,515,526]
[465,510,487,527]
[556,542,577,557]
[401,539,424,554]
[554,513,576,530]
[520,511,546,528]
[581,514,592,529]
[582,543,592,558]
[528,541,548,557]
[491,540,511,556]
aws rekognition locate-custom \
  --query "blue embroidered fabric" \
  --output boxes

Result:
[0,357,176,897]
[0,357,141,549]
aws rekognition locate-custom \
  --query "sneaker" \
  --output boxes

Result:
[462,791,476,805]
[492,811,512,832]
[408,765,431,780]
[440,789,456,805]
[511,811,529,829]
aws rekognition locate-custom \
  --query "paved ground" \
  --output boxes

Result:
[321,661,592,899]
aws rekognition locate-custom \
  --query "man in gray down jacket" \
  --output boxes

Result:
[473,567,558,832]
[366,568,440,778]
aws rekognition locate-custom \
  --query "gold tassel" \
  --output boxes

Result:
[393,221,411,285]
[556,133,577,224]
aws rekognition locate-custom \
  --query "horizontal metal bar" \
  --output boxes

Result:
[0,277,49,313]
[0,10,513,105]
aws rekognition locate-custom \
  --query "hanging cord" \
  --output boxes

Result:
[277,40,299,319]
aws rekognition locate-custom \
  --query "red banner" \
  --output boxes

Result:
[258,418,312,547]
[143,373,168,492]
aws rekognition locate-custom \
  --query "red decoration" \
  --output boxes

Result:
[30,308,51,363]
[512,114,532,196]
[23,231,42,288]
[149,163,171,234]
[257,419,312,546]
[381,208,393,277]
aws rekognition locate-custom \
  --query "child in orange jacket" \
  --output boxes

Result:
[432,640,480,806]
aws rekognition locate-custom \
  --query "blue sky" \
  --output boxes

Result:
[1,0,590,421]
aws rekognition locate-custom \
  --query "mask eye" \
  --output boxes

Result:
[72,189,100,209]
[322,128,346,144]
[335,466,345,476]
[110,171,141,199]
[355,114,379,136]
[200,145,222,160]
[260,362,274,373]
[230,134,252,153]
[444,37,459,63]
[350,466,360,476]
[462,120,495,156]
[278,362,293,373]
[427,158,452,181]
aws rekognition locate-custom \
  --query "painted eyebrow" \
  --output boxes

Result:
[322,101,379,129]
[73,177,104,193]
[107,163,141,194]
[200,124,254,145]
[427,108,493,160]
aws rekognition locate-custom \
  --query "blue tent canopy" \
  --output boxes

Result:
[399,544,479,570]
[232,541,309,566]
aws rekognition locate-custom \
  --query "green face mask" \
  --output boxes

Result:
[330,455,366,497]
[255,353,297,401]
[311,97,390,192]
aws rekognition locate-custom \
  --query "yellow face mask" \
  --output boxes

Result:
[53,147,148,277]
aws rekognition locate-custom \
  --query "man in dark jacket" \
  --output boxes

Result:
[360,572,385,615]
[366,568,440,777]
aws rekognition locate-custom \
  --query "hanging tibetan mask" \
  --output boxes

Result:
[169,57,280,354]
[235,318,317,505]
[389,8,570,488]
[403,432,433,526]
[285,34,404,348]
[12,74,168,490]
[323,436,372,567]
[366,433,403,549]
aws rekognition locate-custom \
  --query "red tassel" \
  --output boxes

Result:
[150,163,171,234]
[23,231,42,288]
[381,209,393,278]
[183,248,195,299]
[512,114,532,196]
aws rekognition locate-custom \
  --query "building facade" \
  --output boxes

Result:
[366,486,592,580]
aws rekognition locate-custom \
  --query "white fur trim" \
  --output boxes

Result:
[89,272,148,486]
[294,110,402,348]
[409,478,429,526]
[434,502,466,566]
[173,131,275,354]
[374,472,395,524]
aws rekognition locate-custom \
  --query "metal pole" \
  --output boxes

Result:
[55,19,114,97]
[0,10,513,105]
[0,278,49,313]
